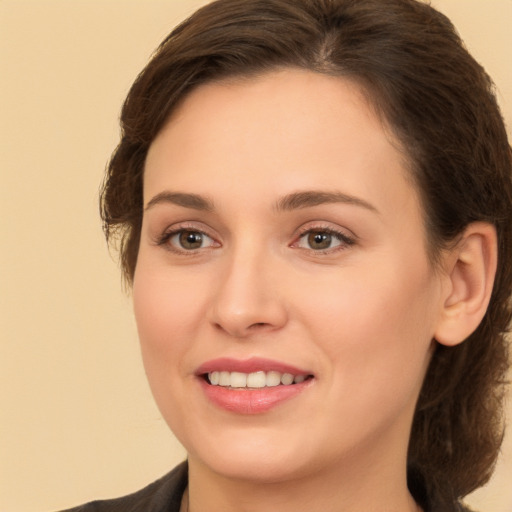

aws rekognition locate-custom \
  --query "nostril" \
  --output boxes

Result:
[248,322,271,330]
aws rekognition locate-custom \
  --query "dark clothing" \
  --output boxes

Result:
[60,463,188,512]
[60,461,474,512]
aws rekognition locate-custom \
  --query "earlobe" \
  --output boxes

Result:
[434,222,497,347]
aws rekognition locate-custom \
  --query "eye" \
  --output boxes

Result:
[298,230,341,251]
[294,228,354,252]
[160,229,218,252]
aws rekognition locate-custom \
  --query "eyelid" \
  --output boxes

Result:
[295,221,356,240]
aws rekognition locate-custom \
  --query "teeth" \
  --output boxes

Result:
[246,371,266,388]
[207,370,309,388]
[219,371,230,386]
[266,371,281,387]
[230,372,247,388]
[281,373,294,385]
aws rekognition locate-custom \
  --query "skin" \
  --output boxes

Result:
[134,69,452,512]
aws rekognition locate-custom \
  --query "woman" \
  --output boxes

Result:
[65,0,512,511]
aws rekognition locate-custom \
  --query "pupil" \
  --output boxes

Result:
[180,231,202,249]
[308,232,331,250]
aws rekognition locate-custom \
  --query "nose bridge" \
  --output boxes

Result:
[209,236,287,337]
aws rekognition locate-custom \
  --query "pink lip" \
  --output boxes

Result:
[195,357,314,415]
[195,357,310,376]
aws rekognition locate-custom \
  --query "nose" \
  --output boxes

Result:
[207,247,288,339]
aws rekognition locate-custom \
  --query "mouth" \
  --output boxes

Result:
[196,358,315,414]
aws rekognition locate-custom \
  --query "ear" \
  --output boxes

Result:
[434,222,497,347]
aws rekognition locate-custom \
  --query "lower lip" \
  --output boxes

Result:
[199,378,312,414]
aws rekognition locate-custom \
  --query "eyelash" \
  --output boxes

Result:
[154,224,355,255]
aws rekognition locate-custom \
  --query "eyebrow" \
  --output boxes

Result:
[144,189,378,214]
[274,190,379,214]
[145,191,214,212]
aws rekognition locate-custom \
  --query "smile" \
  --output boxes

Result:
[208,370,308,388]
[197,358,314,414]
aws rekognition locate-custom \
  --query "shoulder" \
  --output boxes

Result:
[58,462,188,512]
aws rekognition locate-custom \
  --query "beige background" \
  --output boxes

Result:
[1,1,511,511]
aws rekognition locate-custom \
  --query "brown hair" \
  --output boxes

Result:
[101,0,512,508]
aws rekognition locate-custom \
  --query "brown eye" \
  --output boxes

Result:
[307,231,333,250]
[167,230,215,251]
[295,228,353,252]
[179,231,204,249]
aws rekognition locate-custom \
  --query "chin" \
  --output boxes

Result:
[194,450,313,484]
[181,424,319,484]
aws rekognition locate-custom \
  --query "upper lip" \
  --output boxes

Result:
[195,357,312,376]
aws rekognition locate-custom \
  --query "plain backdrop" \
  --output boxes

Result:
[1,1,511,511]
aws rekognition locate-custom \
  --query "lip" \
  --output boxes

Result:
[196,357,314,415]
[195,357,311,376]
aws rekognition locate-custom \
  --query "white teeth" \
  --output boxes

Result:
[219,371,230,386]
[230,372,247,388]
[266,371,281,387]
[207,370,309,388]
[246,371,266,388]
[281,373,294,385]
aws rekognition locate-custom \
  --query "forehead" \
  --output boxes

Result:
[144,69,420,223]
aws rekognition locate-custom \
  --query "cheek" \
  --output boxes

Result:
[133,263,204,339]
[299,263,434,336]
[132,266,207,434]
[132,265,204,383]
[295,261,437,395]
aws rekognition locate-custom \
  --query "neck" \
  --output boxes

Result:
[186,439,421,512]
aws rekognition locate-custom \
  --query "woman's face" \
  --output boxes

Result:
[134,69,446,482]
